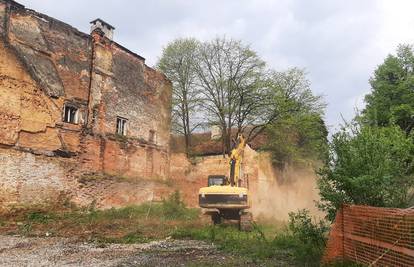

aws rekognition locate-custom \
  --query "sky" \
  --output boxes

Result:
[18,0,414,132]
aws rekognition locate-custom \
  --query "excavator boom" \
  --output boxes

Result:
[229,134,246,186]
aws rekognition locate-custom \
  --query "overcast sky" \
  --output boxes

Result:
[18,0,414,132]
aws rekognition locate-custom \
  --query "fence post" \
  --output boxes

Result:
[341,203,345,263]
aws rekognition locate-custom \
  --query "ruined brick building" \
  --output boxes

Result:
[0,0,324,221]
[0,0,172,209]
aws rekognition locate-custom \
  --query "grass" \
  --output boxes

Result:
[172,224,297,264]
[0,195,332,266]
[171,210,330,266]
[0,191,201,243]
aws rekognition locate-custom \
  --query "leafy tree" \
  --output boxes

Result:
[265,111,328,167]
[318,122,414,220]
[259,68,327,166]
[363,44,414,134]
[157,38,200,155]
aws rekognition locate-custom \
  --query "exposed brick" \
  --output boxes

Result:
[0,0,172,210]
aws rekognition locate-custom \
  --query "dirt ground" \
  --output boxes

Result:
[0,235,267,267]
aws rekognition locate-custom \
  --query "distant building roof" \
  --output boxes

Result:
[170,129,268,156]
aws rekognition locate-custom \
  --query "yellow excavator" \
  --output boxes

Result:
[198,134,252,230]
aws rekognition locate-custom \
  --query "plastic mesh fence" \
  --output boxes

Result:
[323,205,414,266]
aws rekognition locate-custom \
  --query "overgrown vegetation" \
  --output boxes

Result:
[1,193,331,265]
[318,123,414,220]
[286,209,329,264]
[0,191,200,243]
[318,44,414,221]
[172,209,328,266]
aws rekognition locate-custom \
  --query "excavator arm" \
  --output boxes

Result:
[229,134,246,187]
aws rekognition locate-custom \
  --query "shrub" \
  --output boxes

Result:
[161,190,198,220]
[318,124,414,220]
[285,209,329,265]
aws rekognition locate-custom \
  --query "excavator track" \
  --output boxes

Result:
[239,212,253,231]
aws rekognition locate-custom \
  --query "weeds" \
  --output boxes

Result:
[0,196,328,266]
[286,209,329,265]
[172,224,293,262]
[26,211,54,224]
[18,222,32,236]
[172,209,329,266]
[2,191,200,240]
[161,190,198,220]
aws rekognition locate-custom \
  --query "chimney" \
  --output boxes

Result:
[90,18,115,40]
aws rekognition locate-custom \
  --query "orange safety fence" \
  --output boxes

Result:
[323,204,414,266]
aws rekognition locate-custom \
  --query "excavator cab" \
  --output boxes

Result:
[207,175,227,186]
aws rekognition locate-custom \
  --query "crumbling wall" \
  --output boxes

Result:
[0,147,75,207]
[170,146,324,221]
[0,0,172,211]
[0,30,61,152]
[170,153,230,206]
[0,146,173,210]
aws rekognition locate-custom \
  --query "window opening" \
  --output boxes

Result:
[63,105,78,124]
[116,117,127,135]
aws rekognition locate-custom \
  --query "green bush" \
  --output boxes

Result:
[160,190,199,220]
[318,124,414,220]
[172,212,329,265]
[285,209,329,265]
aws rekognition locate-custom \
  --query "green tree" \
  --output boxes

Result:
[260,68,327,166]
[265,112,328,167]
[157,38,200,155]
[363,44,414,134]
[318,123,414,220]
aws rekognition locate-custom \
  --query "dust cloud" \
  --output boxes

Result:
[244,148,325,222]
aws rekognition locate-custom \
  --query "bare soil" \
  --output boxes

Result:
[0,235,256,267]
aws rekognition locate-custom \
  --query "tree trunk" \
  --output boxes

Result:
[185,107,191,155]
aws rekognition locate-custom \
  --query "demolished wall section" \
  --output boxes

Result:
[170,146,324,221]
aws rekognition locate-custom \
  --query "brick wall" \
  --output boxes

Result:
[0,0,172,211]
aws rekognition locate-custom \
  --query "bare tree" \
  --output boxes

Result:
[194,37,266,154]
[157,38,200,155]
[158,37,324,157]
